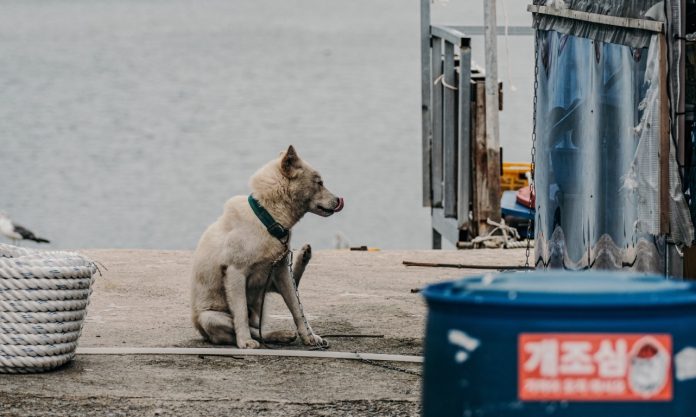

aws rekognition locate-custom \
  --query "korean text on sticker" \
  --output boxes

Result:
[518,333,672,401]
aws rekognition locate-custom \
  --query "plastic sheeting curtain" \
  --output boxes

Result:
[532,0,664,49]
[534,31,665,271]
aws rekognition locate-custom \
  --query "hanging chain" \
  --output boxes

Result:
[525,29,539,269]
[286,250,324,349]
[260,246,325,349]
[259,245,290,346]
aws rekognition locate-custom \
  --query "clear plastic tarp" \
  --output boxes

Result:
[534,31,664,271]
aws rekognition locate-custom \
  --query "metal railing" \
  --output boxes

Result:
[421,0,501,249]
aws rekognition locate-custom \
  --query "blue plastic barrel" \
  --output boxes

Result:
[422,272,696,417]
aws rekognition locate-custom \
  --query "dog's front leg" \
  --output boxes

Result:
[223,266,260,349]
[273,257,328,347]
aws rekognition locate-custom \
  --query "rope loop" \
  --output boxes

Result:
[0,244,97,373]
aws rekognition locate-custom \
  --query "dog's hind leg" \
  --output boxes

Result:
[196,311,236,345]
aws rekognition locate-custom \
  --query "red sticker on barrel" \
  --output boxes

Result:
[518,333,672,401]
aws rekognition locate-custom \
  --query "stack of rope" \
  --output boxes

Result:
[458,218,533,249]
[0,243,97,373]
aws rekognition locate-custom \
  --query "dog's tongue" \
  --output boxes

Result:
[334,197,345,213]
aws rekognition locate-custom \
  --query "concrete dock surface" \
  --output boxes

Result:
[0,248,526,417]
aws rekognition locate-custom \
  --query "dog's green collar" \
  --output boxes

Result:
[248,195,289,241]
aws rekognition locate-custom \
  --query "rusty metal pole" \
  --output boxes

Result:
[484,0,500,156]
[484,0,502,231]
[484,0,499,146]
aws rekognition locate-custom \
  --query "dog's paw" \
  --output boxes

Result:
[237,339,261,349]
[298,244,312,265]
[303,333,329,348]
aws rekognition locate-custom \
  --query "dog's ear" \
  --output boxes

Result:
[280,145,301,177]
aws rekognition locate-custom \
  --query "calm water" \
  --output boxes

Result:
[0,0,534,250]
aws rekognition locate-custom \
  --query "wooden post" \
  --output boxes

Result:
[472,80,487,236]
[457,47,472,229]
[683,246,696,280]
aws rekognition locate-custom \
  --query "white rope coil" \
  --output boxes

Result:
[0,264,95,279]
[5,256,94,268]
[0,277,92,291]
[0,244,96,373]
[0,289,92,301]
[0,331,81,346]
[0,342,78,357]
[0,244,83,259]
[0,310,87,324]
[0,353,75,371]
[0,299,90,313]
[0,320,83,334]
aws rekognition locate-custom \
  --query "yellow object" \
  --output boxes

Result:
[501,162,531,191]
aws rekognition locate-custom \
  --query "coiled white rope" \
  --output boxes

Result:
[0,331,81,345]
[0,243,97,373]
[0,289,92,301]
[0,264,94,279]
[0,310,87,324]
[0,353,75,374]
[0,320,83,334]
[0,299,90,312]
[0,277,92,291]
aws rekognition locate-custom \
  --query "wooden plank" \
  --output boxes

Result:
[527,4,664,33]
[457,47,472,229]
[443,42,457,218]
[420,0,432,207]
[431,36,444,207]
[451,25,535,36]
[659,33,670,235]
[77,347,423,363]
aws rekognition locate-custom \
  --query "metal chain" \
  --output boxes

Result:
[267,247,418,373]
[259,245,290,346]
[286,250,324,349]
[356,355,422,377]
[259,246,326,350]
[525,28,539,269]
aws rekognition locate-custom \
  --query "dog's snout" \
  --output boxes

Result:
[334,197,344,213]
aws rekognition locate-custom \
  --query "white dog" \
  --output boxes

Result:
[191,146,344,349]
